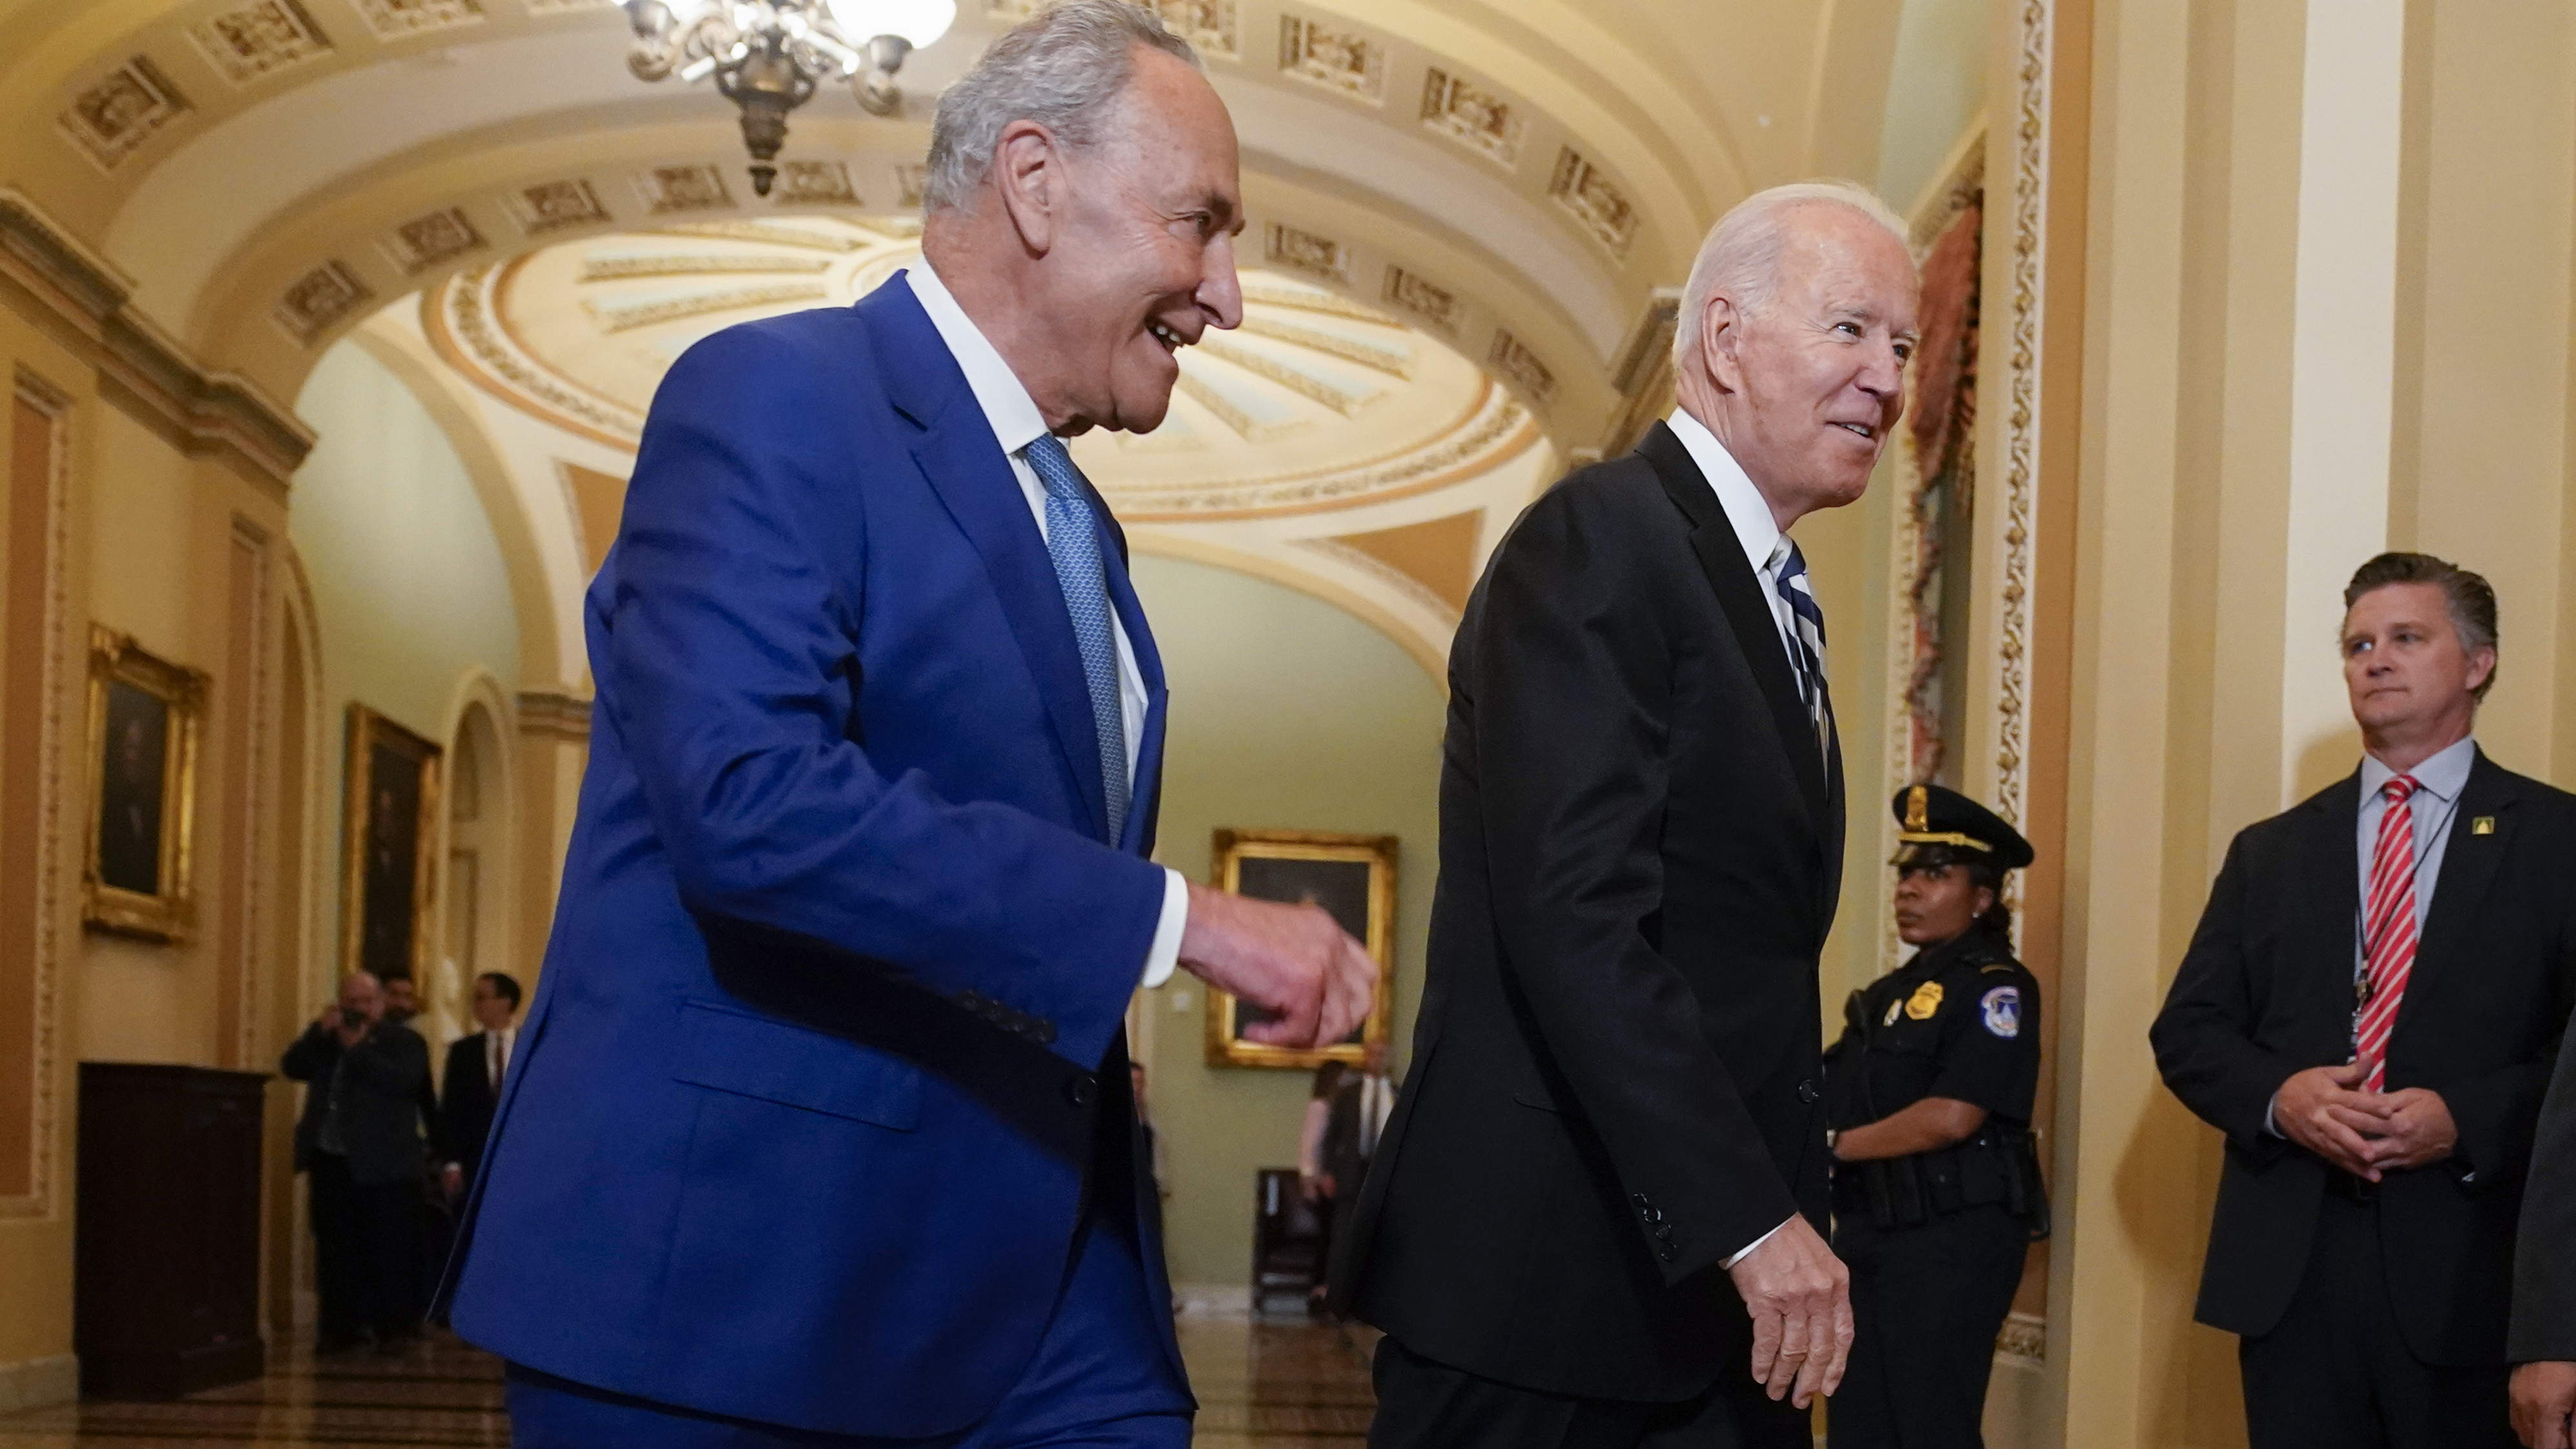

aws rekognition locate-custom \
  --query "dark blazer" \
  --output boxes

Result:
[439,1032,503,1180]
[2513,1016,2576,1362]
[1338,422,1844,1403]
[1321,1072,1395,1193]
[441,276,1179,1438]
[2151,750,2576,1366]
[280,1019,433,1188]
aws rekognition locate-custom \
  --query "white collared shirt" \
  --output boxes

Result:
[1667,408,1802,678]
[907,263,1188,989]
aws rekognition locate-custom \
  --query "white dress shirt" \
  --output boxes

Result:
[907,264,1189,989]
[1665,407,1805,1269]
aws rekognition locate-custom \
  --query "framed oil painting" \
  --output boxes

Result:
[1204,828,1398,1069]
[82,627,208,942]
[341,705,442,985]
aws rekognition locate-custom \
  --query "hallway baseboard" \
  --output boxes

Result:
[0,1354,76,1412]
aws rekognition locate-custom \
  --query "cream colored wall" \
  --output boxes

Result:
[1879,0,1991,210]
[288,340,521,998]
[1126,555,1444,1288]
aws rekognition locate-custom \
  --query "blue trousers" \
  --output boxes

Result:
[506,1209,1191,1448]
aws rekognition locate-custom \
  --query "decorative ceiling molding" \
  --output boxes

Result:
[508,178,614,236]
[382,205,486,276]
[1547,148,1639,261]
[59,56,191,172]
[1381,266,1462,336]
[0,187,311,487]
[771,160,860,207]
[634,165,734,215]
[349,0,486,41]
[1419,68,1524,170]
[187,1,335,88]
[273,259,373,345]
[1263,222,1351,284]
[1278,14,1385,103]
[1485,329,1555,408]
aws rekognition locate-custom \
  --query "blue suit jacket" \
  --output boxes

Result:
[442,275,1183,1437]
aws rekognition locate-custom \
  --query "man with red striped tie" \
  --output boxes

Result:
[2154,552,2576,1449]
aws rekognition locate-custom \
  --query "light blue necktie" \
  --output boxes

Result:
[1023,435,1128,843]
[1767,537,1829,753]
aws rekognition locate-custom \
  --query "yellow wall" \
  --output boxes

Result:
[1128,555,1445,1287]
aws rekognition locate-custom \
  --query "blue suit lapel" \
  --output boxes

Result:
[862,276,1111,842]
[1093,504,1167,858]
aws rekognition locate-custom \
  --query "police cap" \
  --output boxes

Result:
[1890,783,2036,871]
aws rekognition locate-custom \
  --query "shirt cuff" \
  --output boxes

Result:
[1722,1216,1792,1270]
[1139,868,1189,990]
[2264,1091,2283,1138]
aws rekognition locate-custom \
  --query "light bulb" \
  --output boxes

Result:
[824,0,955,48]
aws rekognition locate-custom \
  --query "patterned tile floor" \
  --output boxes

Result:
[0,1311,1376,1447]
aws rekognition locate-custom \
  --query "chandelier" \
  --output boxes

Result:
[620,0,958,196]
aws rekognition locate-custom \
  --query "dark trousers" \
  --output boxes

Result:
[1368,1334,1811,1449]
[1827,1205,2028,1448]
[2238,1191,2514,1448]
[307,1153,420,1344]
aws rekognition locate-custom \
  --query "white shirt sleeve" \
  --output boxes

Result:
[1722,1216,1792,1270]
[1139,867,1189,988]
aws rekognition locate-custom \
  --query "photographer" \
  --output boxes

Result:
[281,970,434,1355]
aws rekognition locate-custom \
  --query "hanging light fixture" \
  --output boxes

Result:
[620,0,958,196]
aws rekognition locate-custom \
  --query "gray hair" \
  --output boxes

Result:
[1671,179,1911,370]
[923,0,1200,214]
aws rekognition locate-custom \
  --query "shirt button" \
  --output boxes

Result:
[1798,1079,1822,1104]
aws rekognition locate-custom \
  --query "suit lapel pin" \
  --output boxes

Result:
[2473,816,2496,835]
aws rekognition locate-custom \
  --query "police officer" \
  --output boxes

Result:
[1823,785,2049,1448]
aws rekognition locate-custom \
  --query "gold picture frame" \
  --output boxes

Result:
[340,705,442,983]
[82,627,209,943]
[1204,828,1398,1069]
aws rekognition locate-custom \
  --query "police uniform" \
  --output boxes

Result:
[1823,786,2048,1449]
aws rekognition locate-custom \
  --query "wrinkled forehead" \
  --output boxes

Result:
[2342,581,2458,640]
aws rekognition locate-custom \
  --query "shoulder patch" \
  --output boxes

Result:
[1980,985,2022,1039]
[1905,981,1944,1020]
[1980,963,2017,974]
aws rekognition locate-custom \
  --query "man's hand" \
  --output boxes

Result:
[2359,1087,2458,1173]
[332,1010,369,1049]
[1724,1215,1852,1409]
[2274,1063,2384,1177]
[1177,883,1376,1048]
[2513,1361,2576,1448]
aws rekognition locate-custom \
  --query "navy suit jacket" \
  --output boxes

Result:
[442,276,1183,1437]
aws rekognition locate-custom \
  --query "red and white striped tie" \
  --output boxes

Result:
[2355,775,2421,1092]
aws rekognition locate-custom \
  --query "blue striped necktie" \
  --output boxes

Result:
[1767,537,1829,753]
[1023,435,1129,843]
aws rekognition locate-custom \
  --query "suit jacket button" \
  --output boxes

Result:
[1798,1079,1822,1104]
[1066,1073,1097,1108]
[1654,1224,1674,1242]
[1642,1207,1664,1225]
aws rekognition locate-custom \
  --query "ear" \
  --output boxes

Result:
[1702,291,1748,395]
[990,119,1064,256]
[1973,884,1997,918]
[2467,645,2498,696]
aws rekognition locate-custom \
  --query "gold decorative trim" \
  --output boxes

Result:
[422,264,643,452]
[1244,280,1398,326]
[1236,317,1412,378]
[583,282,829,333]
[0,189,312,486]
[82,627,209,943]
[1203,828,1398,1069]
[577,255,833,280]
[1174,372,1308,444]
[651,219,863,253]
[515,689,592,743]
[1995,0,2051,886]
[1197,337,1377,415]
[1294,537,1460,628]
[3,373,72,1218]
[1996,1309,2046,1366]
[338,705,442,982]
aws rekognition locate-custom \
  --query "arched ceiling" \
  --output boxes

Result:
[0,0,1924,447]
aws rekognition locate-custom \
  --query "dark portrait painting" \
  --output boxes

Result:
[1206,830,1398,1069]
[96,680,169,897]
[342,706,441,983]
[83,627,207,942]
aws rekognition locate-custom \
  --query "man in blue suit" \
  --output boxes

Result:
[439,5,1378,1444]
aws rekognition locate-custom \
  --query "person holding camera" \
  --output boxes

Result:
[281,970,435,1355]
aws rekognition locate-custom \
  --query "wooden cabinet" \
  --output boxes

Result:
[75,1063,267,1398]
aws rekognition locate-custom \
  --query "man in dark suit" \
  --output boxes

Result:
[2509,1027,2576,1448]
[1318,1041,1396,1306]
[280,969,435,1355]
[437,971,521,1203]
[439,6,1374,1446]
[1340,180,1921,1447]
[2153,552,2576,1448]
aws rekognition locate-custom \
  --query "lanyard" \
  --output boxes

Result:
[2349,784,2464,1025]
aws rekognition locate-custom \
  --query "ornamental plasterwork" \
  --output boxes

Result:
[382,206,486,275]
[1383,267,1462,335]
[636,165,735,214]
[349,0,485,39]
[1420,69,1524,169]
[418,220,1539,525]
[59,57,189,171]
[274,260,375,346]
[509,179,612,236]
[188,0,333,87]
[1264,223,1351,284]
[1548,149,1639,260]
[987,0,1236,55]
[772,160,860,207]
[1279,16,1385,103]
[1486,330,1556,407]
